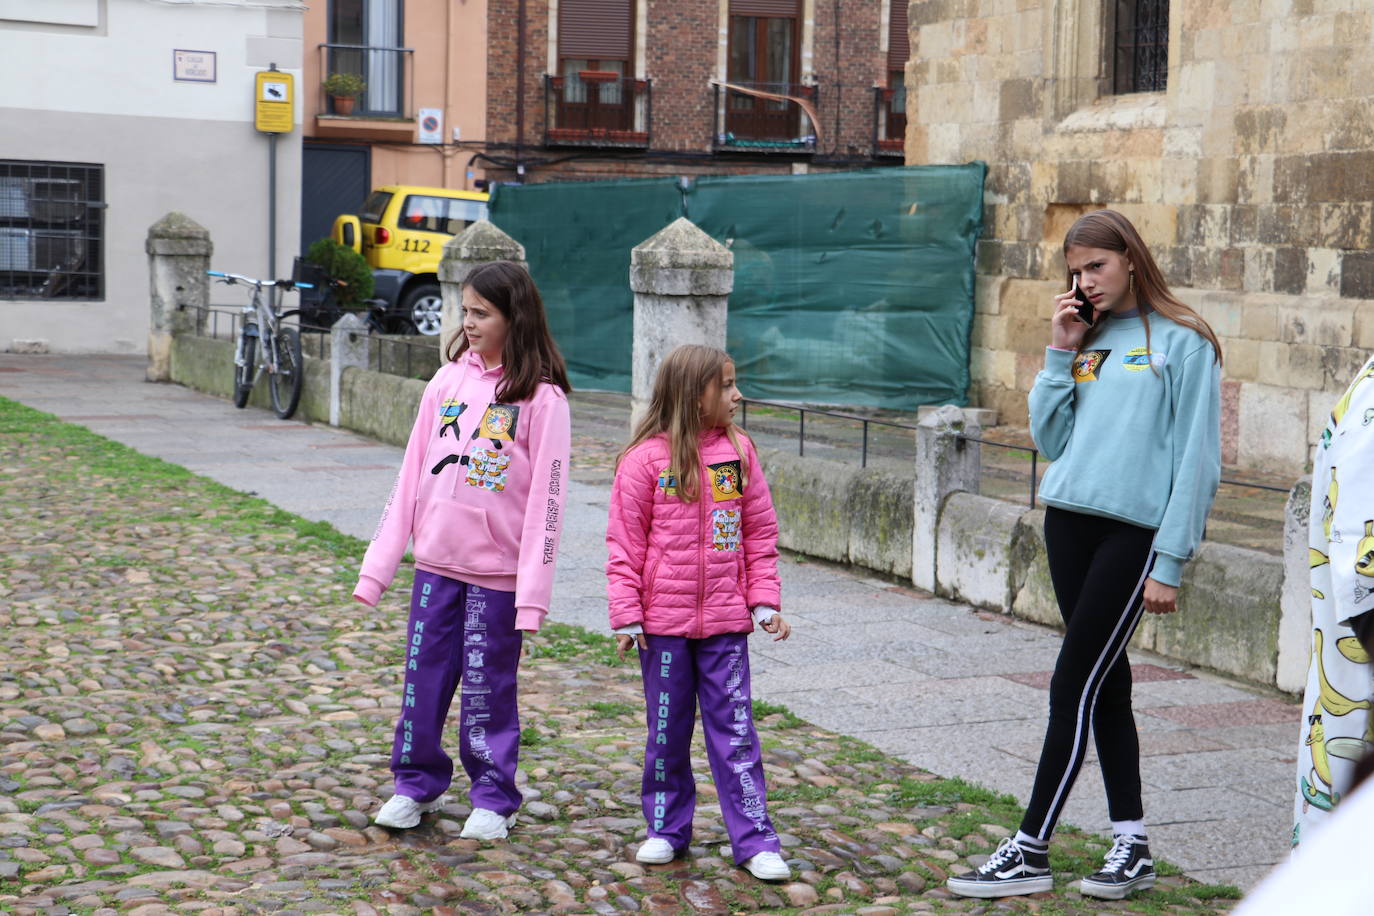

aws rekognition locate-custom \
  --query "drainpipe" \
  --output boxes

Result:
[833,0,842,155]
[516,0,526,179]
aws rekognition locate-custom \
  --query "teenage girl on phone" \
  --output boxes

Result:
[356,260,571,840]
[948,209,1222,901]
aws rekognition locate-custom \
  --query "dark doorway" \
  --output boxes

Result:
[300,143,370,255]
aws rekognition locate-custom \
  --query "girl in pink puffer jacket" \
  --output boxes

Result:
[606,344,793,882]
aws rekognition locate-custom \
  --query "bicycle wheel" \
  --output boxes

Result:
[233,325,257,409]
[269,326,304,419]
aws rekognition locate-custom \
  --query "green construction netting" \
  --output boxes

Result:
[488,163,986,408]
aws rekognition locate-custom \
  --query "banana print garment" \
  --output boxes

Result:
[1294,356,1374,846]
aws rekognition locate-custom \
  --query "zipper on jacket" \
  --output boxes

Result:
[696,463,707,639]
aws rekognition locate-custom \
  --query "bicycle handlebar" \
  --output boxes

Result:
[207,270,313,290]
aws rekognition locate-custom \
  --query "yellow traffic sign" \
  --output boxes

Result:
[255,70,294,133]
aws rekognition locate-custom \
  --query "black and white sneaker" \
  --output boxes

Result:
[1080,834,1155,899]
[947,837,1054,898]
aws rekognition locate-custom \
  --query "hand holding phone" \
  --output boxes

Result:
[1072,279,1095,326]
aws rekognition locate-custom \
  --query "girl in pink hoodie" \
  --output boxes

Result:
[606,344,793,882]
[356,261,571,839]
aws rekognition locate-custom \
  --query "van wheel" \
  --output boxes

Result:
[402,283,443,336]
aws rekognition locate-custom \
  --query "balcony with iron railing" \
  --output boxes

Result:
[873,85,906,158]
[712,81,818,154]
[544,73,652,148]
[315,43,415,139]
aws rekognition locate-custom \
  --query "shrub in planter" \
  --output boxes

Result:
[305,237,374,307]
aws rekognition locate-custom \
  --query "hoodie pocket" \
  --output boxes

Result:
[413,498,507,574]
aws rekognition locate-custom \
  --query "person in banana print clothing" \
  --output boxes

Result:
[1293,357,1374,847]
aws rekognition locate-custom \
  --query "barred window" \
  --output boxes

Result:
[0,161,104,300]
[1112,0,1169,94]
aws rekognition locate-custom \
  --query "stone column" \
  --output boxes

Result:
[146,212,212,382]
[629,217,733,428]
[913,404,981,593]
[330,312,371,427]
[438,220,526,361]
[1276,479,1314,694]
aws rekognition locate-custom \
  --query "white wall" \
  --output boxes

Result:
[0,0,306,353]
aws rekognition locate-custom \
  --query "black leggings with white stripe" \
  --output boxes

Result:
[1020,507,1157,842]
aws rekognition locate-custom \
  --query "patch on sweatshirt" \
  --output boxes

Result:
[657,467,678,497]
[438,398,467,436]
[1122,347,1152,371]
[712,508,742,551]
[708,460,743,502]
[1072,349,1111,383]
[465,448,511,491]
[476,404,519,443]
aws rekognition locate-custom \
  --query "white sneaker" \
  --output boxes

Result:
[636,837,677,864]
[373,794,447,829]
[460,807,517,840]
[742,851,790,881]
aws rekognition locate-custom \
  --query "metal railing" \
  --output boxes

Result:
[544,73,651,148]
[738,398,916,469]
[713,81,818,153]
[739,397,1293,508]
[179,302,442,381]
[871,86,905,158]
[317,43,415,119]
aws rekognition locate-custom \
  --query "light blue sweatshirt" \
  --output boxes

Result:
[1027,311,1222,587]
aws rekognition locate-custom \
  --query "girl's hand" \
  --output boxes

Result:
[616,633,647,660]
[1143,578,1179,614]
[760,614,791,641]
[1050,289,1092,351]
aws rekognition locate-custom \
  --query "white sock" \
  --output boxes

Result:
[1111,819,1147,840]
[1014,830,1048,850]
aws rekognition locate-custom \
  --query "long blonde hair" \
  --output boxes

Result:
[617,344,749,503]
[1065,210,1223,366]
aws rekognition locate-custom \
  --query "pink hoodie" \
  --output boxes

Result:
[353,349,570,631]
[606,429,781,638]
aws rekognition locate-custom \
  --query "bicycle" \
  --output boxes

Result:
[208,270,313,420]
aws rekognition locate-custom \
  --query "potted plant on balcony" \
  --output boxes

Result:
[323,72,366,115]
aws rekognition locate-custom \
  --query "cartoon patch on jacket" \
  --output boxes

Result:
[709,460,743,502]
[712,508,742,551]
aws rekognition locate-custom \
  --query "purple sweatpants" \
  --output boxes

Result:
[389,570,523,815]
[639,633,781,865]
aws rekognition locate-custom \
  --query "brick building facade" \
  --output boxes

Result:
[904,0,1374,476]
[482,0,910,183]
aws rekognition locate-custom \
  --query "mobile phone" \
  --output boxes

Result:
[1072,280,1095,326]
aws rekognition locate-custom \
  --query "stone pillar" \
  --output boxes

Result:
[330,312,370,427]
[1276,479,1314,694]
[913,404,982,593]
[146,212,212,382]
[438,220,526,361]
[629,217,733,428]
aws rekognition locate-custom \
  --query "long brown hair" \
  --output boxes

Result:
[1064,210,1223,366]
[617,344,749,503]
[444,260,572,401]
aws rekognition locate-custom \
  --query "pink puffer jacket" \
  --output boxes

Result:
[606,429,781,638]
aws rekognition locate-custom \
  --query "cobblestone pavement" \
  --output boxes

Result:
[0,373,1250,914]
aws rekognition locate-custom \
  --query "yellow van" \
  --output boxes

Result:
[332,185,489,335]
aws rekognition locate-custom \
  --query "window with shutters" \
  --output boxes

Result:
[875,0,909,154]
[720,0,812,147]
[1111,0,1168,94]
[547,0,648,146]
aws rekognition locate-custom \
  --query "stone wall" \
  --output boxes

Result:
[906,0,1374,476]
